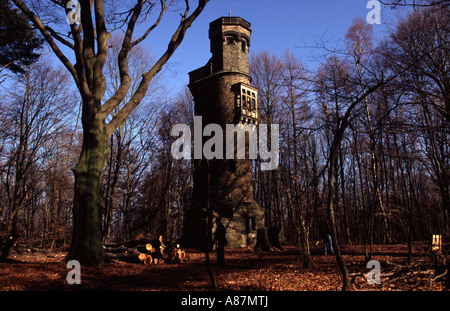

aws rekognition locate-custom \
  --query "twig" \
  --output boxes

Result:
[429,268,448,290]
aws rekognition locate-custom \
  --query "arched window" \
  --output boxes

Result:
[241,38,247,52]
[226,35,236,45]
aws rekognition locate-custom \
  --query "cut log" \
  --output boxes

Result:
[160,246,167,255]
[179,250,186,260]
[167,247,177,261]
[104,238,153,249]
[136,245,150,253]
[105,252,140,263]
[104,235,165,250]
[103,245,129,253]
[144,255,152,265]
[104,246,141,256]
[104,235,187,265]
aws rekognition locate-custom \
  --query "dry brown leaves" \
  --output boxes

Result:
[0,244,448,291]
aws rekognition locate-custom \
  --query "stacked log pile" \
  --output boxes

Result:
[104,235,187,265]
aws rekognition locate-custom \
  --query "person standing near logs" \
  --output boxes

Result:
[214,218,227,265]
[320,221,334,255]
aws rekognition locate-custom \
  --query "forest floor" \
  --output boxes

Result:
[0,243,448,291]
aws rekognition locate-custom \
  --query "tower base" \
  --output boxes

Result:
[182,200,264,250]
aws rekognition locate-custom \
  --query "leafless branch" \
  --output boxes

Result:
[379,0,450,8]
[10,0,83,93]
[131,0,174,48]
[106,0,209,135]
[44,25,75,49]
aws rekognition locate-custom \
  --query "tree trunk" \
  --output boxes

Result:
[102,134,122,244]
[65,111,108,266]
[328,143,350,291]
[254,228,276,252]
[284,184,310,267]
[338,143,352,245]
[268,226,285,251]
[0,233,18,261]
[298,212,311,268]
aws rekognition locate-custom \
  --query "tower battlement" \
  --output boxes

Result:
[189,17,252,84]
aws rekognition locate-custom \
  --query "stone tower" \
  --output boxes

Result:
[184,17,264,249]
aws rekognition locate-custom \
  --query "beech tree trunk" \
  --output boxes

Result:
[66,110,108,266]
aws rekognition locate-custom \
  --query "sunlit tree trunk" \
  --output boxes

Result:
[67,106,108,265]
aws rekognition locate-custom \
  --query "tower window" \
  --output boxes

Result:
[226,35,236,45]
[251,217,256,231]
[245,214,256,232]
[234,83,258,121]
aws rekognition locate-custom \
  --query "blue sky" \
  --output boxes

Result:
[3,1,410,100]
[139,0,409,95]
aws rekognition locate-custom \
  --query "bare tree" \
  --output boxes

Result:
[346,18,392,259]
[10,0,209,265]
[280,49,313,267]
[0,58,75,260]
[314,49,404,290]
[250,51,283,241]
[100,33,162,244]
[379,6,449,233]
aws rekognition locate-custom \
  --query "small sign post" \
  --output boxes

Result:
[432,234,442,253]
